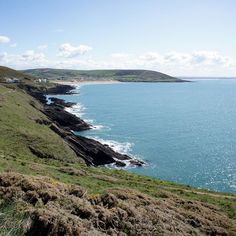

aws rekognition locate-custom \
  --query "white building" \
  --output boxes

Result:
[5,78,13,83]
[37,78,47,83]
[4,77,20,83]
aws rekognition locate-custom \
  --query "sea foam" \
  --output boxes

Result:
[89,136,134,155]
[65,103,85,117]
[65,103,107,130]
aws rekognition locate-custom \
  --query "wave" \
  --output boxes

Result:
[87,136,146,168]
[91,124,106,130]
[68,85,81,93]
[230,184,236,190]
[89,136,134,155]
[66,103,108,131]
[62,101,145,168]
[46,96,54,105]
[65,103,85,117]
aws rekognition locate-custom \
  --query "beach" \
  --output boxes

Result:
[53,80,121,87]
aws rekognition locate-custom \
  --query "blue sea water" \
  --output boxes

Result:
[52,79,236,193]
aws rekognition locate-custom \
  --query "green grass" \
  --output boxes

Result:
[0,200,27,236]
[0,66,35,84]
[0,150,235,220]
[23,68,184,82]
[0,85,78,163]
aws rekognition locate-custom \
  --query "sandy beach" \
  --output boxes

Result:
[53,80,121,87]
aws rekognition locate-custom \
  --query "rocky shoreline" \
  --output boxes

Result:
[24,84,145,167]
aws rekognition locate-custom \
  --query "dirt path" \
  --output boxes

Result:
[161,185,236,199]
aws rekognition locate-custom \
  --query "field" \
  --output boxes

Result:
[23,68,184,82]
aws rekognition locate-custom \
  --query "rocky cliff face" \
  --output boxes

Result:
[50,123,144,167]
[21,83,144,167]
[44,103,91,132]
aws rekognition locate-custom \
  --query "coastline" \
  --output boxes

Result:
[25,80,236,193]
[1,68,236,235]
[36,83,145,167]
[53,80,121,87]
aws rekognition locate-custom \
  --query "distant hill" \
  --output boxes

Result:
[23,68,185,82]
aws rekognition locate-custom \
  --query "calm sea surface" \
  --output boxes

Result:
[52,79,236,193]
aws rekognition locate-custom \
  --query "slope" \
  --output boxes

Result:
[23,68,184,82]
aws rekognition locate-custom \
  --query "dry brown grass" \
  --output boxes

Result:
[0,172,235,236]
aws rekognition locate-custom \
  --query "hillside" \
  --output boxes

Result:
[23,68,185,82]
[0,66,235,235]
[0,66,35,82]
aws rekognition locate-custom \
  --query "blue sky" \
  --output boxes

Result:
[0,0,236,76]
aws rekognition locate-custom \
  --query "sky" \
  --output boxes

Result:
[0,0,236,76]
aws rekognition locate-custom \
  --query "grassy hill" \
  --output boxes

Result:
[23,68,184,82]
[0,66,235,235]
[0,66,28,79]
[0,66,35,82]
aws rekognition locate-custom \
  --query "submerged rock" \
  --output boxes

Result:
[48,97,76,107]
[129,159,145,167]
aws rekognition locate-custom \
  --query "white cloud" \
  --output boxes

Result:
[111,53,130,59]
[53,29,64,33]
[0,48,235,76]
[58,43,92,58]
[0,52,8,62]
[161,51,234,67]
[0,50,48,69]
[107,50,236,75]
[164,52,192,64]
[38,44,48,50]
[190,51,233,66]
[139,52,165,65]
[0,35,10,43]
[10,43,17,48]
[21,50,46,62]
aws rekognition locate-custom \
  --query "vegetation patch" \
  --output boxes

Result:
[0,200,27,236]
[23,68,185,82]
[0,172,235,235]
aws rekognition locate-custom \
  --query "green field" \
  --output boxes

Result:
[23,68,184,82]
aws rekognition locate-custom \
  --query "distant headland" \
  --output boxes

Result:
[22,68,187,83]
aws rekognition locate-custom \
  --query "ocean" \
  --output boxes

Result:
[50,79,236,193]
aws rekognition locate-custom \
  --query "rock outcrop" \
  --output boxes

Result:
[44,104,91,132]
[19,83,145,167]
[50,123,144,167]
